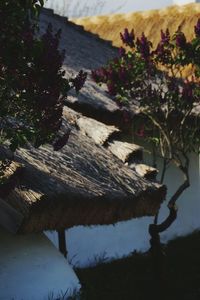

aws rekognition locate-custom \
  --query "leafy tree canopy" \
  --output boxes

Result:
[92,21,200,178]
[0,0,86,152]
[92,21,200,264]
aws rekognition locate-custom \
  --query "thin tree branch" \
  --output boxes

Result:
[160,158,168,184]
[143,111,172,159]
[154,158,168,225]
[151,154,190,234]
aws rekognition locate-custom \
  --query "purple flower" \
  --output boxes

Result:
[136,33,152,60]
[120,28,135,48]
[160,29,170,45]
[118,67,127,82]
[119,47,126,57]
[91,68,107,83]
[91,70,100,82]
[153,29,170,61]
[107,81,117,96]
[107,68,118,81]
[153,42,171,64]
[154,43,164,56]
[195,19,200,37]
[175,31,186,49]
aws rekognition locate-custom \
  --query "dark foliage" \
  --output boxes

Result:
[77,231,200,300]
[0,1,86,151]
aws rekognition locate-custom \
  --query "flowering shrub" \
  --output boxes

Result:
[92,21,200,258]
[0,1,86,152]
[92,22,200,172]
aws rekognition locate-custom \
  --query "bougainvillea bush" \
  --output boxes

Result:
[92,21,200,256]
[0,0,86,152]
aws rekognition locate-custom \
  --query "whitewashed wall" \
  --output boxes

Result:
[46,152,200,268]
[145,152,200,238]
[173,0,200,4]
[0,227,80,300]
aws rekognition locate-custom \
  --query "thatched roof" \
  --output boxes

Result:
[72,4,200,48]
[0,9,166,234]
[0,108,166,234]
[39,8,138,128]
[71,4,200,113]
[41,5,200,128]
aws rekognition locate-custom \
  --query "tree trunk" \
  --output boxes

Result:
[57,230,67,258]
[149,157,190,290]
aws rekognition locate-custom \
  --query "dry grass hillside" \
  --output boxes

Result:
[72,4,200,49]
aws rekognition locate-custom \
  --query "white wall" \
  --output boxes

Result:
[173,0,199,4]
[0,227,80,300]
[46,152,200,268]
[146,152,200,240]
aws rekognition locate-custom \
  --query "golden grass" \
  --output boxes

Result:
[72,4,200,78]
[72,4,200,48]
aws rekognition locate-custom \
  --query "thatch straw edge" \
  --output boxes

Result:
[19,184,166,233]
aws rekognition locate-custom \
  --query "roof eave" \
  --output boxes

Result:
[18,184,166,233]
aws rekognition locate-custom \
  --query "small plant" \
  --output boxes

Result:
[92,20,200,277]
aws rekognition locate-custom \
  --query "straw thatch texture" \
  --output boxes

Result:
[39,9,136,128]
[130,164,158,181]
[0,162,24,198]
[0,108,165,233]
[76,116,120,145]
[73,4,200,49]
[0,10,166,234]
[108,141,143,163]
